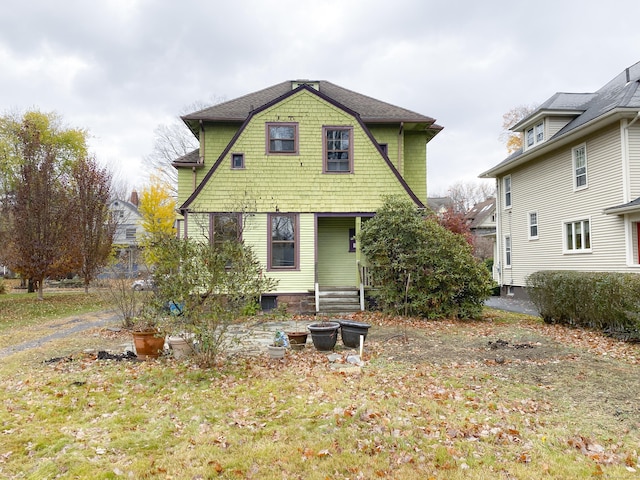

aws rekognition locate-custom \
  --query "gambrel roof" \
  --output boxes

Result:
[481,60,640,178]
[178,82,440,212]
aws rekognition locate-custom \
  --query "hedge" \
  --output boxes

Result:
[526,270,640,335]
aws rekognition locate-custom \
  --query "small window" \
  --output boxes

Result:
[528,211,538,239]
[349,227,356,252]
[504,235,512,268]
[503,175,512,209]
[269,213,298,270]
[526,128,534,147]
[564,218,591,253]
[573,144,587,189]
[266,123,298,154]
[535,122,544,143]
[323,126,353,173]
[125,228,136,240]
[379,143,388,155]
[231,153,244,169]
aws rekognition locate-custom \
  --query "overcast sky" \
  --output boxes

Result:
[2,0,640,197]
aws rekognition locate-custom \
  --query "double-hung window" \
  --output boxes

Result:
[503,175,512,209]
[573,144,587,189]
[269,213,298,270]
[564,218,591,253]
[525,121,544,149]
[323,126,353,173]
[266,123,298,154]
[528,211,538,240]
[504,235,512,268]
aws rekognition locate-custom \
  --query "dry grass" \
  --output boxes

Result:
[0,307,639,479]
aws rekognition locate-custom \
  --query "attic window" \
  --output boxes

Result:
[525,121,544,149]
[266,123,298,154]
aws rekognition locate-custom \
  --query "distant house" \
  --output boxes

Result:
[174,80,442,312]
[427,196,454,215]
[464,197,496,262]
[109,191,143,275]
[480,61,640,298]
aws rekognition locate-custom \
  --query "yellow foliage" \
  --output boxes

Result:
[138,178,176,265]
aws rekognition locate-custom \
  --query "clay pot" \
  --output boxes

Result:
[132,331,165,360]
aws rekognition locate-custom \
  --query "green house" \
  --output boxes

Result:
[174,80,442,313]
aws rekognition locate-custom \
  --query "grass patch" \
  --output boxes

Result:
[1,308,640,478]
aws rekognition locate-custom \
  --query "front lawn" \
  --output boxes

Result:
[0,309,639,479]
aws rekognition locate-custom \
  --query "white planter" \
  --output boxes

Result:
[267,345,286,359]
[168,336,192,359]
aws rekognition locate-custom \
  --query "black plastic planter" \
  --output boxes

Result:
[307,322,340,351]
[339,320,371,348]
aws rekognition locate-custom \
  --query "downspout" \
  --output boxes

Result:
[397,122,404,174]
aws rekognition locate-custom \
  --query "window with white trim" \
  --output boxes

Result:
[573,144,587,189]
[525,121,544,149]
[503,175,512,209]
[564,218,591,252]
[504,235,512,268]
[528,211,538,239]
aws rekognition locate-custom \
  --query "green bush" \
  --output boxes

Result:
[359,196,492,319]
[526,270,640,333]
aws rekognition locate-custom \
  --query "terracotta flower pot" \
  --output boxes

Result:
[132,331,165,360]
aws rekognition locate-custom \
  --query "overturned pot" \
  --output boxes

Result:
[338,320,371,348]
[307,322,340,351]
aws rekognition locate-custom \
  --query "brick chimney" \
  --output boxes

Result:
[130,190,139,207]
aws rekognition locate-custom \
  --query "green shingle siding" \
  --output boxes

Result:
[187,90,417,213]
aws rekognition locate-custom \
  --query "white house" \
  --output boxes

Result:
[480,61,640,298]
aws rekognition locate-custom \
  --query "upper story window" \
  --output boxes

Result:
[231,153,244,169]
[528,211,538,240]
[266,123,298,154]
[573,144,587,190]
[525,121,544,149]
[323,126,353,173]
[564,218,591,253]
[503,175,512,209]
[125,228,136,240]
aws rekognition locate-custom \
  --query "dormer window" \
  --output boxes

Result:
[525,121,544,149]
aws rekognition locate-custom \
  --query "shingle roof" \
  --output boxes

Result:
[481,61,640,178]
[183,80,441,127]
[172,148,201,167]
[464,197,495,229]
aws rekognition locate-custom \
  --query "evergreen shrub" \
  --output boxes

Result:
[526,270,640,333]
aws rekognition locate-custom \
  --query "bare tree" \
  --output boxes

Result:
[72,157,116,293]
[145,98,224,194]
[447,181,496,213]
[499,104,538,154]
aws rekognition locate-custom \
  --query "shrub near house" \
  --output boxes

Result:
[359,196,492,319]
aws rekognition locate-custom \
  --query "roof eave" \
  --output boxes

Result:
[481,108,639,178]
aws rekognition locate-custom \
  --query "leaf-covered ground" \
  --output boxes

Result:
[1,308,639,479]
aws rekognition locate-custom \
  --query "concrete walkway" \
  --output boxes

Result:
[484,296,539,316]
